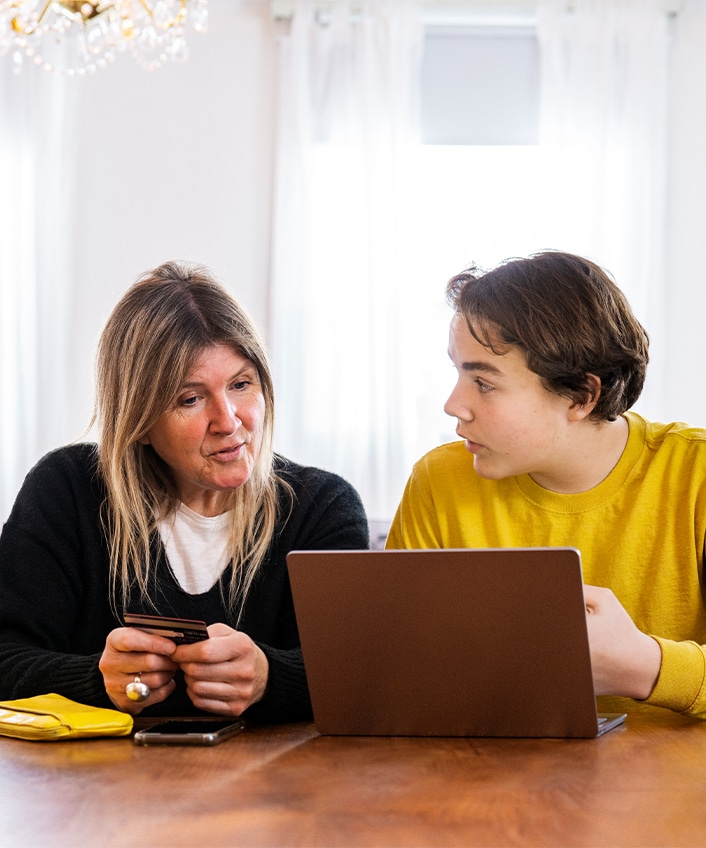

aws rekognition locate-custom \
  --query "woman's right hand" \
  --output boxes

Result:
[99,627,179,714]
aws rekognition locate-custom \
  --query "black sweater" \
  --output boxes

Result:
[0,444,368,722]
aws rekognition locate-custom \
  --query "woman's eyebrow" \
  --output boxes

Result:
[180,364,257,389]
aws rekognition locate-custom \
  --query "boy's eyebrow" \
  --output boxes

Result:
[460,360,505,376]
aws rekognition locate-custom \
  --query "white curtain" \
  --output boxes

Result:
[536,0,671,419]
[270,0,424,524]
[0,65,77,523]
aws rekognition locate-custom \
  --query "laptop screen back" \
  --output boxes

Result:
[287,548,608,737]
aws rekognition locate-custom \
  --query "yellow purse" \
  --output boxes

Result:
[0,693,133,741]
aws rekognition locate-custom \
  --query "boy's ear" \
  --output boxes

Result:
[569,373,601,420]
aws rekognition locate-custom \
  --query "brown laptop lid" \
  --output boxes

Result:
[287,548,602,737]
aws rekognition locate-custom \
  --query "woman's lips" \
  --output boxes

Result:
[210,443,245,460]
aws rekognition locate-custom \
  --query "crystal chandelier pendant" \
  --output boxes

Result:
[0,0,208,76]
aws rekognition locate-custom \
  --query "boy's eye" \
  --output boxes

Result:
[475,378,493,392]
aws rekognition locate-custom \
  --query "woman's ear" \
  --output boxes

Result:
[569,374,601,421]
[138,433,151,446]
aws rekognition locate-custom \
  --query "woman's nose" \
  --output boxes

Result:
[210,396,239,433]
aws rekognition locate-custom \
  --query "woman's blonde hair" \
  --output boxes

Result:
[93,260,285,615]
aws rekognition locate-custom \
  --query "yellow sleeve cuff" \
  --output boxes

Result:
[645,637,706,716]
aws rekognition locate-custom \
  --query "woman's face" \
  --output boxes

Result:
[141,344,266,516]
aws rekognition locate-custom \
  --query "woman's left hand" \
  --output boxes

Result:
[172,622,269,716]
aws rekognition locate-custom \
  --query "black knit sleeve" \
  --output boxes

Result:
[0,444,118,706]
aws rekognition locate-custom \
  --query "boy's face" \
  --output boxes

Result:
[444,313,578,491]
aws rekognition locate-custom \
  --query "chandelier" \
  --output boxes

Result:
[0,0,208,75]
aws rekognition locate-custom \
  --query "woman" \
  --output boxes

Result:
[0,261,369,722]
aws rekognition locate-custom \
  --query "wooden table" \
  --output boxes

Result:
[1,709,705,847]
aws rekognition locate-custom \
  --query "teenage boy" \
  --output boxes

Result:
[387,251,706,720]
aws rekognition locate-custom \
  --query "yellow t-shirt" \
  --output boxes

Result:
[387,411,706,719]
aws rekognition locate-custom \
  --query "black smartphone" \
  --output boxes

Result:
[133,718,245,746]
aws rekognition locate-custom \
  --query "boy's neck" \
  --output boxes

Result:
[529,415,630,494]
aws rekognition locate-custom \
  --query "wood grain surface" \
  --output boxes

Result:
[1,710,704,847]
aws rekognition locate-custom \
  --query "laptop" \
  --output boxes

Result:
[286,548,626,738]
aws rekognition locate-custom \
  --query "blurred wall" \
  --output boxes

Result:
[12,0,706,464]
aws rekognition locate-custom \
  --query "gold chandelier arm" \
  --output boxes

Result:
[11,0,54,36]
[6,0,205,74]
[137,0,188,29]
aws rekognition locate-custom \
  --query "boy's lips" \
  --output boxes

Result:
[462,437,484,454]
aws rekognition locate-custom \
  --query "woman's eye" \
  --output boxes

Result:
[180,395,199,407]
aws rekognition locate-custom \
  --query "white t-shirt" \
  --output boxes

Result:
[158,503,230,595]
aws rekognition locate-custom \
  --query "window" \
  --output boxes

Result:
[386,23,617,473]
[421,25,539,146]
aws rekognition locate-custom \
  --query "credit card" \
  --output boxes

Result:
[123,613,209,644]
